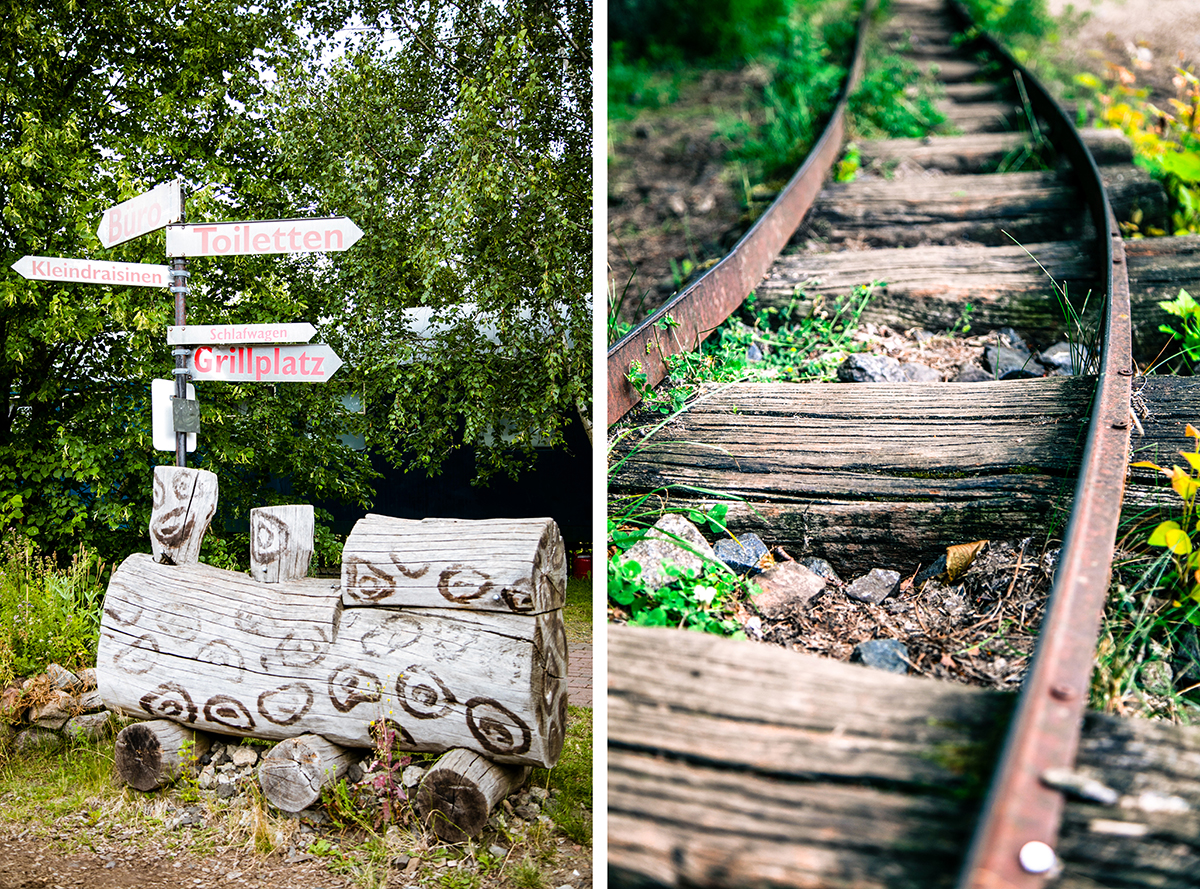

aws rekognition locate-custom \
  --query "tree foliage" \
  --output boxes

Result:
[272,0,593,483]
[0,0,591,562]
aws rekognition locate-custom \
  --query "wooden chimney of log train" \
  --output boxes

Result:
[96,465,569,822]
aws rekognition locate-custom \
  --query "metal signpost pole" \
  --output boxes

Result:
[170,250,189,468]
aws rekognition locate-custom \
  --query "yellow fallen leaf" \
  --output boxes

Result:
[946,540,988,581]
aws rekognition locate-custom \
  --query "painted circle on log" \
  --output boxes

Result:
[157,603,201,643]
[197,640,246,678]
[139,682,197,723]
[465,697,531,756]
[328,664,382,713]
[437,566,493,604]
[113,634,160,674]
[344,557,397,602]
[252,512,289,565]
[372,717,418,749]
[103,592,144,628]
[258,683,315,726]
[397,667,457,720]
[152,506,197,549]
[235,609,262,635]
[260,629,329,671]
[204,695,256,731]
[500,582,535,613]
[359,615,419,658]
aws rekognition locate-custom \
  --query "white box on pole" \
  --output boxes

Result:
[151,379,197,452]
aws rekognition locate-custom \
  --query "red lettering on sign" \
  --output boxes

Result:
[303,230,321,249]
[195,226,218,253]
[253,233,270,251]
[282,355,297,375]
[325,229,343,250]
[194,347,213,373]
[256,354,271,380]
[311,355,325,375]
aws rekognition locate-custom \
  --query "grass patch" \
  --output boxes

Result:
[0,536,107,685]
[562,576,592,643]
[531,705,592,845]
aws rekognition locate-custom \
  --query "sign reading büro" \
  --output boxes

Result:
[98,180,182,248]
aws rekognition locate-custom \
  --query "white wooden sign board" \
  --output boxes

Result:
[166,217,363,258]
[11,255,170,287]
[167,323,317,346]
[98,180,182,248]
[151,379,197,452]
[187,344,343,383]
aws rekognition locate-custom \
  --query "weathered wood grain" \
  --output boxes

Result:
[759,235,1199,360]
[149,466,217,565]
[96,554,567,767]
[251,505,314,583]
[341,514,566,614]
[416,747,531,842]
[609,625,1200,888]
[858,129,1133,174]
[801,165,1165,248]
[115,719,212,791]
[610,377,1090,571]
[258,734,354,812]
[936,99,1017,133]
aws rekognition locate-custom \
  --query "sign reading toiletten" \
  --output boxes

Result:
[166,217,363,257]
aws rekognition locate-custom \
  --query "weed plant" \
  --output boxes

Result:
[0,536,106,684]
[1096,424,1200,718]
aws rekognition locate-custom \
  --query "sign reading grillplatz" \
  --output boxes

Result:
[187,344,343,383]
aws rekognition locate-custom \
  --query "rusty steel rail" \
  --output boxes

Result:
[605,0,877,427]
[946,5,1133,887]
[607,0,1135,883]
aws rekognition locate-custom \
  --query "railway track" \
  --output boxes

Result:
[607,1,1200,886]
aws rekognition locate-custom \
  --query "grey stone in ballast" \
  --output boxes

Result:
[837,353,907,383]
[800,557,843,586]
[615,513,716,593]
[751,562,826,619]
[845,568,901,604]
[901,361,942,382]
[714,533,769,575]
[852,638,910,674]
[1039,341,1089,375]
[984,328,1043,378]
[952,364,993,382]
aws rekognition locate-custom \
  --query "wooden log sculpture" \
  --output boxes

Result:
[258,733,354,812]
[114,719,212,791]
[416,747,531,842]
[251,505,314,583]
[149,466,217,565]
[97,511,568,768]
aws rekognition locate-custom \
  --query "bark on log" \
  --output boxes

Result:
[96,553,568,767]
[609,625,1200,888]
[149,466,217,565]
[416,747,531,842]
[858,129,1133,174]
[251,505,314,583]
[610,377,1091,573]
[114,719,211,791]
[258,733,354,812]
[341,514,566,614]
[800,165,1165,248]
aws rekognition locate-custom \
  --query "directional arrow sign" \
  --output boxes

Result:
[11,255,170,287]
[188,344,343,383]
[166,217,363,258]
[168,323,317,346]
[98,180,182,248]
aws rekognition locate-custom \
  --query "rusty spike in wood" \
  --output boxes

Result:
[149,465,217,565]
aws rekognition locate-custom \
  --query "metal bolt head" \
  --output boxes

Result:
[492,593,501,602]
[1019,840,1056,874]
